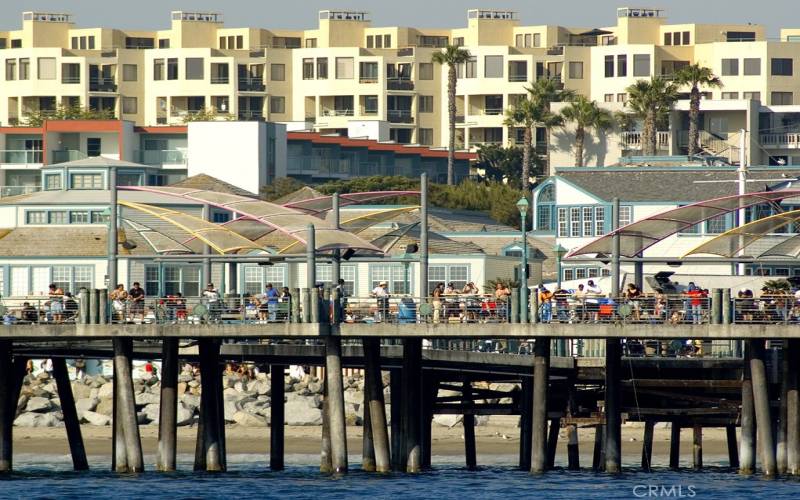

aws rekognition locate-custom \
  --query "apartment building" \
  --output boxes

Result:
[3,8,800,169]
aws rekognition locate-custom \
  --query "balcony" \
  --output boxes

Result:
[387,78,414,91]
[0,150,44,164]
[387,110,413,123]
[51,150,87,163]
[359,76,379,84]
[508,73,527,82]
[89,77,117,92]
[761,133,800,149]
[135,149,187,166]
[481,108,504,116]
[210,76,230,84]
[546,46,564,56]
[0,186,41,198]
[238,78,265,92]
[61,75,81,84]
[397,47,414,57]
[620,131,670,150]
[322,109,354,117]
[238,110,263,121]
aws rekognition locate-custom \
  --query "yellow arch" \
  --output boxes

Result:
[683,208,800,257]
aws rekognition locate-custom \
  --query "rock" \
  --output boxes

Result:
[91,376,108,388]
[234,381,246,392]
[489,382,519,393]
[181,394,201,410]
[137,411,150,425]
[188,380,200,388]
[433,414,463,428]
[284,382,294,392]
[36,372,51,382]
[307,382,322,394]
[255,381,270,396]
[344,390,363,405]
[284,400,323,425]
[224,399,238,421]
[232,411,268,427]
[89,388,100,400]
[74,398,98,419]
[176,403,195,426]
[95,398,114,416]
[135,391,161,406]
[143,403,161,423]
[15,412,61,427]
[98,382,114,399]
[25,396,53,413]
[177,382,187,395]
[71,382,93,400]
[82,410,111,426]
[16,394,29,416]
[178,373,194,383]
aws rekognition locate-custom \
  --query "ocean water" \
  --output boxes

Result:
[1,454,799,499]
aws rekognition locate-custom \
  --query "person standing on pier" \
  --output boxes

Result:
[264,283,280,322]
[203,283,221,323]
[47,283,64,323]
[372,280,390,322]
[109,284,128,323]
[128,282,146,323]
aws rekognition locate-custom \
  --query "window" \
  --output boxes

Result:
[185,58,204,80]
[51,266,92,294]
[633,54,650,77]
[619,206,632,227]
[727,31,756,42]
[604,93,614,102]
[146,265,201,297]
[484,55,503,78]
[122,96,138,114]
[557,207,568,237]
[315,264,356,295]
[122,64,138,81]
[595,207,606,236]
[418,128,433,145]
[743,91,761,101]
[317,58,328,79]
[419,95,433,113]
[515,34,524,47]
[465,56,477,78]
[158,39,170,49]
[366,35,374,48]
[682,31,690,45]
[70,211,89,224]
[269,96,285,114]
[722,92,739,100]
[359,61,378,81]
[302,58,314,79]
[363,95,378,114]
[5,59,15,81]
[582,207,594,236]
[270,63,285,81]
[37,57,55,80]
[236,36,244,49]
[374,35,383,49]
[91,211,109,224]
[370,265,407,294]
[26,211,47,224]
[44,174,62,190]
[721,58,739,76]
[305,38,317,48]
[570,207,581,237]
[568,61,583,79]
[603,56,614,78]
[71,173,103,189]
[243,265,287,295]
[664,33,672,45]
[10,40,20,49]
[617,54,627,77]
[772,58,793,76]
[706,214,728,234]
[48,211,67,224]
[384,34,391,48]
[125,37,154,49]
[418,62,433,80]
[617,93,627,103]
[772,92,794,105]
[335,57,353,79]
[87,138,101,157]
[743,58,760,75]
[153,59,164,80]
[428,265,469,295]
[167,58,178,80]
[19,58,29,80]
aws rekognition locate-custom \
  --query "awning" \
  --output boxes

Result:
[683,209,800,257]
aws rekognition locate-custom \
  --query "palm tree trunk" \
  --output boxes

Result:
[575,126,585,167]
[644,109,656,156]
[688,86,700,157]
[447,64,457,185]
[522,125,532,191]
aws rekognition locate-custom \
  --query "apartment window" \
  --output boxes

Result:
[570,207,581,237]
[465,56,477,78]
[601,55,614,78]
[302,58,314,79]
[305,38,317,48]
[384,34,391,48]
[721,58,739,76]
[772,58,793,76]
[37,57,56,80]
[212,96,229,113]
[633,54,650,77]
[727,31,756,42]
[664,32,672,45]
[19,58,29,80]
[185,58,204,80]
[772,92,794,105]
[419,62,433,80]
[743,91,761,101]
[153,59,164,80]
[453,37,464,47]
[335,57,354,79]
[363,95,378,114]
[515,34,524,47]
[122,96,138,114]
[604,93,614,102]
[419,128,433,145]
[44,174,62,190]
[270,63,285,81]
[167,58,178,80]
[87,137,102,157]
[5,59,15,81]
[419,95,433,113]
[69,211,89,224]
[70,173,103,189]
[236,36,244,49]
[375,35,383,49]
[682,31,690,45]
[595,207,606,236]
[71,36,78,49]
[617,54,627,77]
[484,55,503,78]
[26,211,47,224]
[125,37,154,49]
[317,58,328,79]
[122,64,137,82]
[366,35,374,48]
[10,40,20,49]
[557,208,568,237]
[721,92,739,100]
[370,265,407,294]
[219,36,227,49]
[568,61,583,79]
[743,58,761,75]
[533,33,541,47]
[617,93,627,102]
[359,61,378,81]
[269,96,285,114]
[159,39,170,49]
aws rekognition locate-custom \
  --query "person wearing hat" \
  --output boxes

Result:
[203,282,221,323]
[372,280,390,322]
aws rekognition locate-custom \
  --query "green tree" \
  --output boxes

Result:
[625,77,679,156]
[181,106,234,123]
[260,177,307,201]
[475,144,522,186]
[673,63,723,156]
[559,96,614,166]
[432,45,472,185]
[525,78,575,175]
[23,104,115,127]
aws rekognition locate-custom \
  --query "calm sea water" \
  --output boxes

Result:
[1,454,799,499]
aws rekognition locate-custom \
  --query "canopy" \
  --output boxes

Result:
[122,219,192,254]
[683,209,800,257]
[283,191,419,215]
[759,234,800,258]
[567,191,800,258]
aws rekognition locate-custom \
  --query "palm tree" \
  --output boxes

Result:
[625,77,679,156]
[559,96,614,167]
[432,45,472,185]
[673,64,723,156]
[504,99,560,190]
[525,78,575,175]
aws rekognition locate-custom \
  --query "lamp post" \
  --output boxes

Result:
[553,243,567,355]
[553,243,567,290]
[517,197,529,323]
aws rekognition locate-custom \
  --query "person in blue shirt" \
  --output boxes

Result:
[265,283,280,322]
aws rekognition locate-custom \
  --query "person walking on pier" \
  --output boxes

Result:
[432,282,445,323]
[128,282,145,323]
[47,283,64,323]
[263,283,280,322]
[372,280,390,322]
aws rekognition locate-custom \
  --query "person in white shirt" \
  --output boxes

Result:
[202,283,221,322]
[372,281,390,322]
[585,280,603,322]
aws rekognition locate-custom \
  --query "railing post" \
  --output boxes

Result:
[722,288,732,325]
[78,289,89,325]
[301,288,311,323]
[711,288,722,325]
[511,288,519,324]
[531,288,539,325]
[291,288,301,323]
[98,288,108,325]
[89,289,99,325]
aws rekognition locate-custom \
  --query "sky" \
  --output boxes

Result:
[0,0,795,36]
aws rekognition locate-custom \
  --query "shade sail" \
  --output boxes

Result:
[760,234,800,258]
[122,219,192,254]
[121,187,382,254]
[283,191,420,215]
[567,191,800,258]
[119,201,264,254]
[683,209,800,257]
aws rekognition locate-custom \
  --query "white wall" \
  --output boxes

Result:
[347,121,389,141]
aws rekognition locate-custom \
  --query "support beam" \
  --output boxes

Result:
[270,364,286,471]
[0,340,12,472]
[390,369,404,472]
[693,425,703,471]
[421,373,436,470]
[604,338,622,474]
[325,335,348,473]
[726,425,740,469]
[669,424,681,470]
[113,352,127,472]
[113,338,144,472]
[750,340,777,477]
[463,379,477,471]
[546,418,559,470]
[778,345,790,475]
[519,377,533,471]
[363,339,390,472]
[787,339,799,475]
[199,339,224,472]
[641,421,654,472]
[193,407,206,471]
[530,337,550,474]
[592,425,604,472]
[566,424,579,471]
[362,389,375,472]
[320,377,332,473]
[402,338,422,473]
[740,341,756,475]
[52,357,88,471]
[157,338,179,472]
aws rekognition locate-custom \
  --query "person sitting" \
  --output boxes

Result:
[63,292,79,321]
[21,302,39,323]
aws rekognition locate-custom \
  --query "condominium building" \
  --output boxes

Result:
[3,8,800,169]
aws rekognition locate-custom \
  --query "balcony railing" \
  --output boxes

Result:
[238,78,266,92]
[508,74,527,82]
[135,149,187,165]
[322,108,354,117]
[89,77,117,92]
[170,109,204,118]
[387,78,414,91]
[0,186,41,198]
[761,133,800,149]
[210,75,230,84]
[388,109,413,123]
[481,108,504,116]
[0,150,44,164]
[546,46,564,56]
[61,75,81,84]
[238,110,264,121]
[397,47,414,57]
[51,150,87,163]
[359,76,379,84]
[620,131,670,149]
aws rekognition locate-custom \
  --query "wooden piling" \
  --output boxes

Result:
[693,425,703,471]
[546,418,559,470]
[519,377,533,471]
[52,358,88,471]
[463,379,477,470]
[198,339,224,472]
[390,369,404,471]
[726,425,739,469]
[641,421,654,471]
[592,425,605,471]
[325,335,348,473]
[270,364,286,471]
[530,337,550,474]
[669,424,681,470]
[113,338,144,472]
[157,338,179,472]
[320,377,332,473]
[421,373,436,470]
[402,338,423,473]
[566,424,579,470]
[787,339,799,475]
[0,340,12,472]
[778,344,790,475]
[604,339,622,474]
[362,389,376,471]
[750,340,776,476]
[740,378,756,474]
[363,338,391,472]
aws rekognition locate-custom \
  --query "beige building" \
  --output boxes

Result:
[3,8,800,169]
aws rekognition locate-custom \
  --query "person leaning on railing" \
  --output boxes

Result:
[553,286,570,323]
[624,283,642,321]
[109,284,128,323]
[538,285,554,323]
[432,282,444,323]
[371,281,390,323]
[494,282,511,321]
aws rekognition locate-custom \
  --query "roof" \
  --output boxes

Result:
[555,167,800,203]
[0,227,148,257]
[47,156,148,168]
[287,131,476,161]
[169,174,257,197]
[0,189,199,206]
[273,186,324,205]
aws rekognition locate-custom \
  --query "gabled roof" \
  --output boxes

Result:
[273,186,323,205]
[287,131,476,160]
[169,174,257,197]
[47,156,148,168]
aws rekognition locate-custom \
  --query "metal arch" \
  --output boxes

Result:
[683,208,800,257]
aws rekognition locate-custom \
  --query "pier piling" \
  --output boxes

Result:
[113,338,144,472]
[199,339,224,472]
[778,345,790,475]
[530,337,550,474]
[693,425,703,470]
[566,424,579,470]
[270,364,286,471]
[362,389,376,471]
[726,425,739,469]
[519,377,533,470]
[52,357,88,471]
[0,340,12,472]
[390,369,403,471]
[750,340,776,476]
[641,421,654,471]
[546,418,559,470]
[740,342,756,474]
[592,425,605,471]
[320,377,332,473]
[402,339,423,473]
[669,424,681,470]
[363,339,390,472]
[157,338,178,472]
[463,379,477,470]
[325,336,348,473]
[604,339,622,474]
[787,339,799,475]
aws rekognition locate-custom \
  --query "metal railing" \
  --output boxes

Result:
[732,296,797,324]
[61,75,81,84]
[342,295,508,324]
[0,185,41,198]
[210,75,230,84]
[322,108,354,117]
[51,149,87,163]
[387,109,413,123]
[0,297,80,324]
[135,149,187,165]
[237,110,264,120]
[106,296,293,324]
[620,130,670,149]
[0,150,43,164]
[237,78,266,92]
[89,77,117,92]
[387,78,414,91]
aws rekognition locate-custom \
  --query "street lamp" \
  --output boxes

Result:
[553,243,567,290]
[516,196,529,323]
